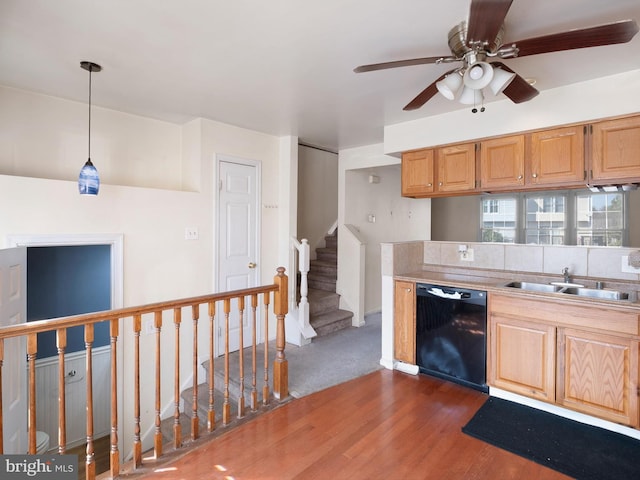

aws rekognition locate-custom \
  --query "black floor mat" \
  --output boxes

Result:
[462,397,640,480]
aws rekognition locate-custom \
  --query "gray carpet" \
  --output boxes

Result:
[208,311,383,400]
[287,311,383,398]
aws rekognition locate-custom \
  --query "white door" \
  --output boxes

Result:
[0,247,27,454]
[217,159,259,354]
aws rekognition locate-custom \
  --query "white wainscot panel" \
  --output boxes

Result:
[35,346,111,450]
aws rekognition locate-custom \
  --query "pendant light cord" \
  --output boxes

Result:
[88,65,92,160]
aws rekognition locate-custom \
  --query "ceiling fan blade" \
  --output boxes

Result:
[354,56,450,73]
[467,0,513,47]
[403,70,455,111]
[491,62,539,103]
[510,19,639,57]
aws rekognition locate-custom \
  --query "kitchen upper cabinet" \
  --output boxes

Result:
[529,126,585,187]
[557,328,638,427]
[401,113,640,197]
[401,143,476,197]
[590,115,640,184]
[394,280,416,364]
[479,135,525,190]
[436,142,477,193]
[489,315,556,402]
[402,149,434,197]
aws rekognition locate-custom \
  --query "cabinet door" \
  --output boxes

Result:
[436,143,476,193]
[479,135,525,190]
[590,116,640,183]
[529,126,585,186]
[394,280,415,364]
[488,315,556,402]
[557,328,639,427]
[401,150,434,197]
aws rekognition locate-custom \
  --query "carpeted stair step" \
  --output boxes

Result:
[310,309,353,337]
[307,288,340,316]
[324,234,337,250]
[307,276,336,292]
[309,259,337,276]
[315,247,337,263]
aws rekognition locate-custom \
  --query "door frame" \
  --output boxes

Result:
[214,154,262,349]
[6,233,124,452]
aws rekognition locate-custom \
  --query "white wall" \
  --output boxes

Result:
[0,86,184,190]
[384,69,640,154]
[338,144,430,316]
[0,86,293,458]
[297,145,338,255]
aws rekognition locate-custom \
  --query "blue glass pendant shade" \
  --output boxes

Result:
[78,158,100,195]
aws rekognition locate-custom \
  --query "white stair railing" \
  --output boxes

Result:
[286,237,316,345]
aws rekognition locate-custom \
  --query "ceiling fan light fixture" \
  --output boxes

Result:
[489,67,516,95]
[458,86,484,105]
[436,72,463,100]
[462,61,494,90]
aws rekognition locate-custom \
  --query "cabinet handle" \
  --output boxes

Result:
[532,173,538,178]
[427,183,433,187]
[438,182,443,186]
[517,175,523,180]
[406,288,412,293]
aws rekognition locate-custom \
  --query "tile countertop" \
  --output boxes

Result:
[394,264,640,308]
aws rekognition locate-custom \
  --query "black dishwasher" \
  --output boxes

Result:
[415,283,488,392]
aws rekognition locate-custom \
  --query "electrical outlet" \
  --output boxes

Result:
[460,248,474,262]
[184,227,199,240]
[621,256,640,273]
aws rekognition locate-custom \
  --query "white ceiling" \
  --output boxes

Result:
[1,0,639,152]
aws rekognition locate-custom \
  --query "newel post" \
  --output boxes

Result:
[273,267,289,399]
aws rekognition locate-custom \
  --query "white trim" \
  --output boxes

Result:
[6,233,125,455]
[213,155,263,346]
[491,387,640,441]
[7,233,124,311]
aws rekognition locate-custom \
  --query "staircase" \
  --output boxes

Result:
[306,231,353,337]
[160,350,285,445]
[159,233,353,443]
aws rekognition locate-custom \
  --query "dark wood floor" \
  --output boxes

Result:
[68,434,110,480]
[134,370,569,479]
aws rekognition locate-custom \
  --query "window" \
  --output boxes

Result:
[480,190,628,246]
[524,193,566,245]
[480,197,517,243]
[576,192,625,246]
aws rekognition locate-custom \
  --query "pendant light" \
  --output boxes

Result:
[78,61,102,195]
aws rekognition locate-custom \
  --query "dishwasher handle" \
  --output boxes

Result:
[419,286,470,300]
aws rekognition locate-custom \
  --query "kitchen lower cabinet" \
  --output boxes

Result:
[557,328,639,427]
[488,292,640,428]
[394,280,415,364]
[489,315,555,402]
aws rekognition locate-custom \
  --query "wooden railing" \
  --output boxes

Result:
[0,267,289,479]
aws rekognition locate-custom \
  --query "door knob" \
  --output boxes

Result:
[248,262,257,269]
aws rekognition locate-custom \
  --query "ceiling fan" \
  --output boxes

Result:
[354,0,639,112]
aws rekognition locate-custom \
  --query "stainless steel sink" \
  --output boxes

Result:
[504,282,629,301]
[562,287,629,301]
[504,282,562,293]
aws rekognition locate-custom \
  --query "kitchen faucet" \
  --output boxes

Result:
[562,267,571,283]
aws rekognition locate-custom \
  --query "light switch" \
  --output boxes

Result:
[185,227,199,240]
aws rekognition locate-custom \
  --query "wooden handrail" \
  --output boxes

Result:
[0,268,288,480]
[0,284,279,340]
